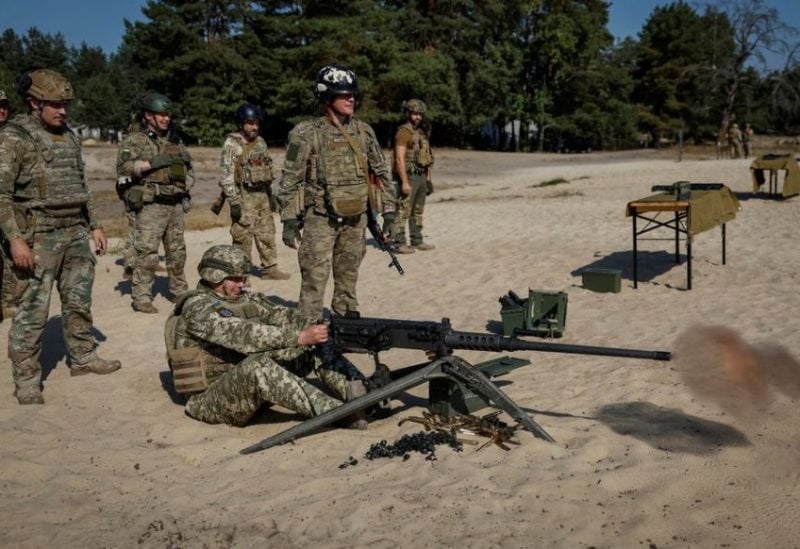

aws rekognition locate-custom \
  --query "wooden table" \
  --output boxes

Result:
[625,186,740,289]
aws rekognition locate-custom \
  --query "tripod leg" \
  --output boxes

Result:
[442,356,555,443]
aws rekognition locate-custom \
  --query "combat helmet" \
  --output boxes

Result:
[138,93,173,114]
[314,64,359,102]
[234,103,263,126]
[16,69,74,101]
[198,245,252,284]
[402,99,427,115]
[0,90,9,104]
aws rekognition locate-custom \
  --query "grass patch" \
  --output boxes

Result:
[544,190,584,199]
[529,176,569,188]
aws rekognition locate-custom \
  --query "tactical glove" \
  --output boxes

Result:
[181,195,192,213]
[282,218,301,249]
[230,202,242,223]
[426,179,434,196]
[149,154,173,170]
[382,211,396,235]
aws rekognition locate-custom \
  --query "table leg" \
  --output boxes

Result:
[674,211,680,263]
[722,223,726,265]
[687,206,692,290]
[632,214,638,289]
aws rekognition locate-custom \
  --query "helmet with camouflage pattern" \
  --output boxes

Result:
[0,89,9,104]
[198,245,252,284]
[138,93,173,114]
[314,64,359,103]
[17,69,74,102]
[402,98,427,115]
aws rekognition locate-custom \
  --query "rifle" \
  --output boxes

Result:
[366,208,404,275]
[240,314,670,454]
[210,190,226,216]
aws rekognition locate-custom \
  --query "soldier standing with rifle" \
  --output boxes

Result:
[276,64,397,318]
[391,98,435,254]
[117,93,193,314]
[213,103,289,280]
[0,69,121,404]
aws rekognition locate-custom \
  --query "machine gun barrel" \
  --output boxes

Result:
[444,331,671,361]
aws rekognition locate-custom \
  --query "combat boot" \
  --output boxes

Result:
[412,243,436,251]
[14,385,44,405]
[260,265,291,280]
[132,301,158,314]
[69,353,122,376]
[395,244,416,254]
[341,380,369,430]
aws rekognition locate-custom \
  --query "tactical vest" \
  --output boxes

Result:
[165,289,262,394]
[311,117,370,217]
[137,131,188,192]
[6,114,89,215]
[399,122,434,171]
[228,133,274,187]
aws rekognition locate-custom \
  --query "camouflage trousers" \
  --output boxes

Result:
[297,212,366,319]
[230,189,278,269]
[392,172,427,246]
[184,350,360,426]
[1,250,20,319]
[8,223,97,389]
[122,210,135,269]
[132,202,188,305]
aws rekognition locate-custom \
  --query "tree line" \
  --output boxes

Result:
[1,0,798,151]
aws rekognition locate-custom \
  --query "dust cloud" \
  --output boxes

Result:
[673,325,800,421]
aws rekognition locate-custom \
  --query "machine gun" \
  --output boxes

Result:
[239,314,670,454]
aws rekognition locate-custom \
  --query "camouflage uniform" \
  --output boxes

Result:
[219,132,281,272]
[117,126,193,309]
[0,112,117,395]
[392,118,434,248]
[0,89,17,320]
[277,116,394,318]
[728,124,743,159]
[168,270,363,426]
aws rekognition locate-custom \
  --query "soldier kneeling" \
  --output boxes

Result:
[165,244,367,427]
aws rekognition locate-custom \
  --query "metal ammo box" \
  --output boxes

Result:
[428,356,531,417]
[499,288,568,338]
[581,268,621,293]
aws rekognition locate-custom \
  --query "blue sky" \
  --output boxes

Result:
[2,0,797,69]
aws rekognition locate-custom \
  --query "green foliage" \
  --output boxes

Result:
[1,0,798,147]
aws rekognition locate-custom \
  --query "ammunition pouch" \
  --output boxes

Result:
[328,197,366,218]
[169,346,209,394]
[169,160,188,184]
[125,188,145,212]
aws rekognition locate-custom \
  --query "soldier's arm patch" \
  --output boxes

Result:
[286,143,300,162]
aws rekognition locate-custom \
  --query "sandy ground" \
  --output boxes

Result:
[2,144,799,548]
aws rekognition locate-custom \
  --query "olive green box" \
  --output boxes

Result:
[428,356,531,417]
[581,268,621,293]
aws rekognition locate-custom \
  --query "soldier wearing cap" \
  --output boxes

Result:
[276,64,396,318]
[117,93,194,314]
[165,244,367,427]
[0,69,121,404]
[391,98,435,254]
[218,103,289,280]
